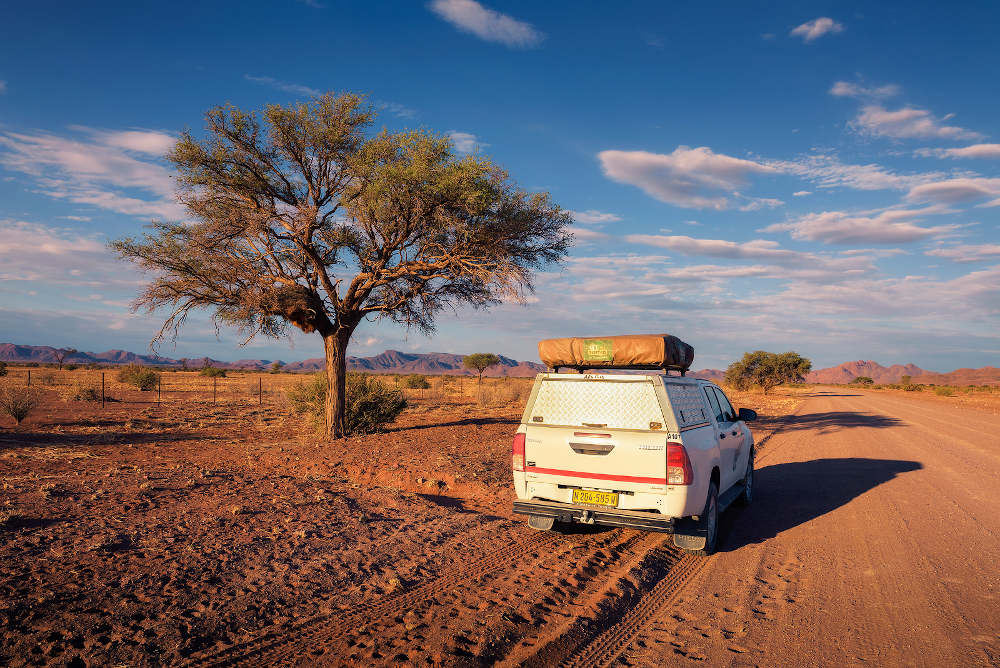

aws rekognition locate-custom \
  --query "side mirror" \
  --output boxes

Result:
[738,407,757,422]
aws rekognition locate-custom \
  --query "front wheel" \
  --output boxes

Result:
[737,447,754,506]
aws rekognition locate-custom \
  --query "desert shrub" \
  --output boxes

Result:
[199,366,226,378]
[0,384,39,425]
[117,364,160,391]
[37,371,57,386]
[902,383,923,392]
[287,372,407,435]
[851,376,874,386]
[270,361,283,374]
[64,364,79,371]
[0,362,6,377]
[63,381,101,401]
[401,374,430,389]
[25,362,39,368]
[934,386,954,396]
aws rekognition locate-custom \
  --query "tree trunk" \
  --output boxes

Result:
[323,329,351,438]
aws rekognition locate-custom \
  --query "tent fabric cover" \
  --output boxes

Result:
[538,334,695,371]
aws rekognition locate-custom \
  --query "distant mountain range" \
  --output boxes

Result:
[0,343,545,377]
[1,344,996,385]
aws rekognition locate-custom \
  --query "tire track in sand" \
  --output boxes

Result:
[558,552,709,668]
[188,529,561,667]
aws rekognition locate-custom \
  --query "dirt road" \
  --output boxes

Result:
[618,389,1000,667]
[3,388,999,666]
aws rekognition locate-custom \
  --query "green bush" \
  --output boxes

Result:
[933,386,954,396]
[67,382,101,401]
[400,373,431,389]
[850,376,874,386]
[199,366,226,378]
[902,383,923,392]
[0,362,7,377]
[64,364,79,371]
[116,364,160,391]
[287,372,407,435]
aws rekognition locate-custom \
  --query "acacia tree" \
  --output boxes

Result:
[113,93,571,437]
[464,352,501,385]
[52,347,77,371]
[725,350,812,394]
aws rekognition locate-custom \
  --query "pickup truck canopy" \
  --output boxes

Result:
[538,334,695,373]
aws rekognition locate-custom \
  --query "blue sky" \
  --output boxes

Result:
[1,1,998,371]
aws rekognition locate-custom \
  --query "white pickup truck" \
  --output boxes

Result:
[511,369,757,555]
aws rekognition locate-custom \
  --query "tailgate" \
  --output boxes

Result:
[522,375,669,494]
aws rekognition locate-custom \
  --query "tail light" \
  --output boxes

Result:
[666,442,693,485]
[512,433,526,472]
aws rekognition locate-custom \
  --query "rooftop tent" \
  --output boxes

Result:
[538,334,695,373]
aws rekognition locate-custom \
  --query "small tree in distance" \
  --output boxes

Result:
[53,347,77,371]
[464,353,502,385]
[851,376,875,386]
[725,351,812,394]
[113,92,571,438]
[270,361,283,374]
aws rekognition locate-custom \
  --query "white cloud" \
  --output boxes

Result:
[0,219,139,288]
[88,129,176,155]
[598,146,776,210]
[790,17,844,42]
[829,81,901,99]
[566,209,623,224]
[624,234,808,264]
[377,101,417,119]
[447,131,486,154]
[915,144,1000,159]
[0,127,184,219]
[429,0,544,48]
[762,208,959,244]
[571,227,610,241]
[59,215,92,221]
[244,74,320,97]
[766,153,945,191]
[736,194,784,211]
[793,190,812,197]
[925,243,1000,263]
[851,105,981,141]
[905,177,1000,205]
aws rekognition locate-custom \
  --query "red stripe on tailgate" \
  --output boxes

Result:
[525,466,666,485]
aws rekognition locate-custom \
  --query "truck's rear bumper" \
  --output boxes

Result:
[513,499,675,533]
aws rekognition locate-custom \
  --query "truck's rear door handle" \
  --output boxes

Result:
[719,433,726,439]
[731,430,738,436]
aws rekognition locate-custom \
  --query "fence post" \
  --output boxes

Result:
[27,369,31,386]
[157,376,161,405]
[259,377,262,406]
[213,377,217,404]
[102,373,105,409]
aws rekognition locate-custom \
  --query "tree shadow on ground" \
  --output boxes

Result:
[767,411,903,433]
[0,429,210,451]
[719,457,922,552]
[391,416,519,432]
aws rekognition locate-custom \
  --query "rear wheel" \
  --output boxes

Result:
[684,482,719,556]
[737,447,754,506]
[527,515,555,531]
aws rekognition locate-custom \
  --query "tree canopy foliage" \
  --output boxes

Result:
[113,92,572,437]
[463,352,502,384]
[725,351,812,394]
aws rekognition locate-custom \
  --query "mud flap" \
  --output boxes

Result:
[672,518,706,551]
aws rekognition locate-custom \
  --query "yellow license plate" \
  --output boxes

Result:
[572,488,619,507]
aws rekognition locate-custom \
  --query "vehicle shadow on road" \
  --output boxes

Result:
[718,457,922,552]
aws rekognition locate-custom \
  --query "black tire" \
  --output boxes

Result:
[737,447,754,506]
[687,481,719,556]
[527,515,555,531]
